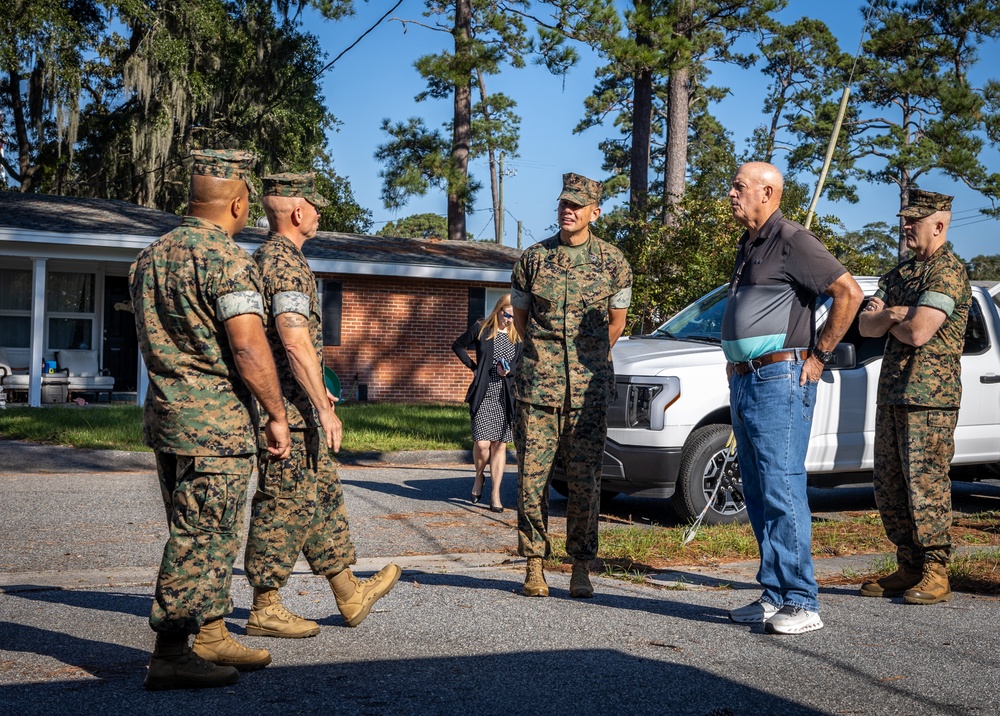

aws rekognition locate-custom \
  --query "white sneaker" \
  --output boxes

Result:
[764,605,824,634]
[729,599,780,624]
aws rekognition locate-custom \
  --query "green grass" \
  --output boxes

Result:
[0,402,472,454]
[0,405,146,450]
[543,512,1000,580]
[334,402,470,452]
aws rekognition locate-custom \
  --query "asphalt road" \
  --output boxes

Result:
[1,440,999,716]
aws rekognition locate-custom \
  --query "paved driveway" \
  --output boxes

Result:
[1,441,999,715]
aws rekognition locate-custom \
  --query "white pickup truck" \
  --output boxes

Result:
[561,277,1000,525]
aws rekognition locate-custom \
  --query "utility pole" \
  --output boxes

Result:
[517,221,522,250]
[498,152,505,245]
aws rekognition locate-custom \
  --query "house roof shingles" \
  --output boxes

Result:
[0,191,521,272]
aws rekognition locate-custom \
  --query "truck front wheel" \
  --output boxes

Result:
[673,424,748,525]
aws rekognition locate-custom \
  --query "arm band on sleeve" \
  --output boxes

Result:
[272,291,311,317]
[217,291,265,321]
[609,286,632,310]
[917,291,956,317]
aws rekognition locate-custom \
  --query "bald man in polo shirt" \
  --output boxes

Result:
[723,162,862,635]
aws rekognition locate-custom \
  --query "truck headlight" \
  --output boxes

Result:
[627,385,660,428]
[609,376,680,430]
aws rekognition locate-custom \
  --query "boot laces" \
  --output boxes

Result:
[268,600,305,621]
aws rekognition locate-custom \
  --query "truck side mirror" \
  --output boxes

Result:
[826,342,857,370]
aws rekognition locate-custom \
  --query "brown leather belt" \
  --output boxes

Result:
[729,348,810,377]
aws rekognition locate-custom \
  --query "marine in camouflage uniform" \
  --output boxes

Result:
[859,188,970,605]
[511,172,632,598]
[244,173,399,637]
[130,149,290,689]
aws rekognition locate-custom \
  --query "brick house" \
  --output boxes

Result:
[244,230,520,404]
[0,191,519,406]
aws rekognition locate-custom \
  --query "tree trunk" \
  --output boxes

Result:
[631,70,652,217]
[629,1,652,218]
[7,69,35,191]
[764,86,786,163]
[663,0,693,226]
[662,64,689,226]
[897,107,913,261]
[897,176,911,262]
[449,0,473,241]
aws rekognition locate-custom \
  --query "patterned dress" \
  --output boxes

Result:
[472,331,516,442]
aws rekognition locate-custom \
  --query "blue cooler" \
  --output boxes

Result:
[43,360,57,374]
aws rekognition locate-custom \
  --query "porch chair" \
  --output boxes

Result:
[0,346,33,401]
[0,347,86,403]
[55,349,115,402]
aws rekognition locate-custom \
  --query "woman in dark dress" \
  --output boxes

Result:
[451,294,522,512]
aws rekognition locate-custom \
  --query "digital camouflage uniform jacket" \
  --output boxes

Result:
[129,216,265,455]
[875,245,971,408]
[253,231,323,430]
[511,233,632,408]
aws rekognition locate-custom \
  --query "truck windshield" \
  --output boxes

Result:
[651,284,727,341]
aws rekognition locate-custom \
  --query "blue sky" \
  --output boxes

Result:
[307,0,1000,258]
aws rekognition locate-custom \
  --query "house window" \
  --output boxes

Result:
[47,271,96,350]
[322,280,342,346]
[467,287,510,328]
[467,287,485,328]
[485,287,509,316]
[0,268,32,348]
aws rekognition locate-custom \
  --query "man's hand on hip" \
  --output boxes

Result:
[800,354,824,385]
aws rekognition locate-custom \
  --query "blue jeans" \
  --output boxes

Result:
[730,359,819,612]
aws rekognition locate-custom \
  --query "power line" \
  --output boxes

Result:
[474,214,496,242]
[951,216,999,229]
[950,205,997,218]
[255,0,404,123]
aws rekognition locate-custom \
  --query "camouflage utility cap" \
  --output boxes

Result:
[192,149,257,195]
[558,173,603,207]
[263,172,330,208]
[897,188,953,218]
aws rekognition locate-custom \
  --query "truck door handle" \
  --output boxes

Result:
[981,375,1000,384]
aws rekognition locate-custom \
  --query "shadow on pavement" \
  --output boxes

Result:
[0,620,148,686]
[0,646,827,716]
[1,587,151,618]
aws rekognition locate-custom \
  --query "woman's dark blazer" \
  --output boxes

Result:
[451,321,523,419]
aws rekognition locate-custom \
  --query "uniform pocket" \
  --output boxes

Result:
[257,439,306,498]
[177,456,251,534]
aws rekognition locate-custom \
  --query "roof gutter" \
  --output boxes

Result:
[0,229,513,284]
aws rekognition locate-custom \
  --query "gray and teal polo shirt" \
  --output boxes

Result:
[721,209,847,363]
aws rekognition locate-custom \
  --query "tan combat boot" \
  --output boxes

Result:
[247,587,321,638]
[329,563,402,627]
[192,618,272,671]
[903,562,953,605]
[569,559,594,599]
[859,563,922,598]
[144,632,239,691]
[522,557,549,597]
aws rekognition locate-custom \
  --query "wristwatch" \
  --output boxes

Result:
[812,347,834,365]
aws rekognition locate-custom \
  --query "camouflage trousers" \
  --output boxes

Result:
[244,428,356,588]
[151,451,253,634]
[874,404,957,567]
[513,401,606,561]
